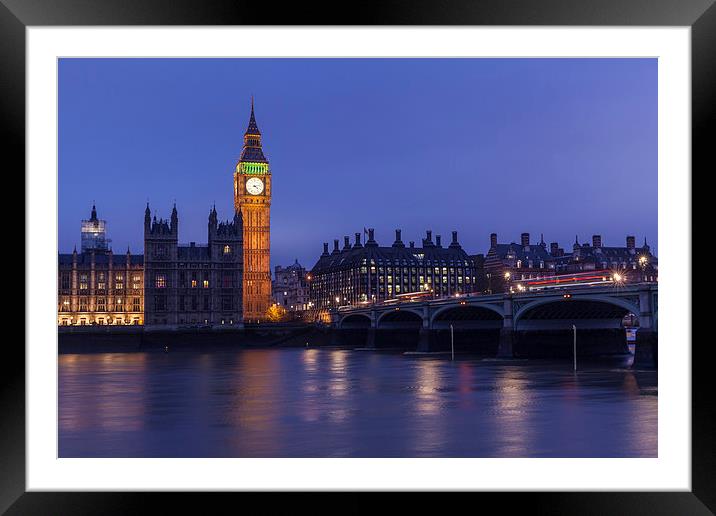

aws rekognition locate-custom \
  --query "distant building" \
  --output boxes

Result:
[309,228,480,308]
[273,260,310,311]
[484,232,555,293]
[554,235,658,282]
[143,203,244,328]
[485,232,658,293]
[58,205,143,325]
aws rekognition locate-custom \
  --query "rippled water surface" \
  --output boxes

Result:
[59,349,657,457]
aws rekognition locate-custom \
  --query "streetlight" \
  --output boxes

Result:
[572,324,577,372]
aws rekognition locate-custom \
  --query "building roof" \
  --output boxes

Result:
[570,244,656,265]
[239,146,268,163]
[59,252,143,266]
[486,243,553,266]
[277,259,305,272]
[311,241,474,273]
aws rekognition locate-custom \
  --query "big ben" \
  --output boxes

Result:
[234,99,272,321]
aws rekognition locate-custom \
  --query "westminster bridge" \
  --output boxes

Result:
[330,283,658,367]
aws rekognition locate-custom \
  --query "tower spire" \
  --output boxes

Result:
[238,98,267,163]
[245,96,261,136]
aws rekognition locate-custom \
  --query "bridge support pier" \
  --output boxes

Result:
[365,327,376,349]
[330,329,340,347]
[633,329,658,369]
[417,328,431,352]
[497,328,514,358]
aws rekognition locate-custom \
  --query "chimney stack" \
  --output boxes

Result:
[353,232,363,248]
[436,235,442,247]
[366,228,377,246]
[592,235,602,248]
[449,231,461,249]
[322,243,329,256]
[393,229,405,248]
[343,236,351,250]
[521,232,530,247]
[490,233,498,248]
[550,242,559,255]
[409,241,415,248]
[332,239,340,254]
[626,235,635,249]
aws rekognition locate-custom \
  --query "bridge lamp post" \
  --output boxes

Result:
[450,324,455,361]
[572,324,577,372]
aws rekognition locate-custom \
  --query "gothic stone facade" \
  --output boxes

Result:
[143,204,244,327]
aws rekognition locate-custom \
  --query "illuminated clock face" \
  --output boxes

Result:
[245,177,264,195]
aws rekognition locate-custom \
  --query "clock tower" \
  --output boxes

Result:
[234,99,272,321]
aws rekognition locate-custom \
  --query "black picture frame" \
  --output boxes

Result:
[5,0,712,512]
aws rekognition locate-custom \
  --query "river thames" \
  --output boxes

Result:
[58,348,657,458]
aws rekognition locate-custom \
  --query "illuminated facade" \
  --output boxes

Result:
[234,99,272,321]
[58,205,143,325]
[143,204,243,327]
[309,229,480,309]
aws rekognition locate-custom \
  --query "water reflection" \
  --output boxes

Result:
[59,350,658,458]
[492,367,533,457]
[59,353,147,434]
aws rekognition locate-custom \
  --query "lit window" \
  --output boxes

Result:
[223,245,231,254]
[155,274,166,288]
[191,279,197,288]
[203,280,209,288]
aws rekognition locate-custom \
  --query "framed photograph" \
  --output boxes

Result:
[7,0,713,512]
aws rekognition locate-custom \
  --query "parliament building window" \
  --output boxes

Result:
[155,274,166,288]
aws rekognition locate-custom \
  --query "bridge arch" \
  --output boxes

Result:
[338,313,372,329]
[430,303,504,330]
[376,307,424,329]
[513,295,640,331]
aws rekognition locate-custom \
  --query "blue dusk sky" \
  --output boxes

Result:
[59,58,657,268]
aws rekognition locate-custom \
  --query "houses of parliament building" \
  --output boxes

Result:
[58,101,272,326]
